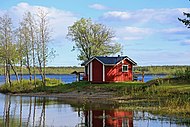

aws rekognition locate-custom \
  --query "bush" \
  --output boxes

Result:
[0,80,34,93]
[0,78,62,93]
[174,67,190,80]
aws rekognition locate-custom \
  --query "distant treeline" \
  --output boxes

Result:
[0,66,84,75]
[0,65,189,75]
[134,65,190,74]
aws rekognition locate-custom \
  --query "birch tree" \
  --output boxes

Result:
[23,12,37,86]
[15,27,24,82]
[0,14,14,86]
[20,18,33,83]
[0,10,54,87]
[36,9,51,86]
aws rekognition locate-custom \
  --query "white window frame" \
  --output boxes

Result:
[122,65,128,72]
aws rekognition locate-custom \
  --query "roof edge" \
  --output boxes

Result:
[81,56,137,66]
[81,57,104,66]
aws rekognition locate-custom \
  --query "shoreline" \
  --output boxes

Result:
[5,91,118,102]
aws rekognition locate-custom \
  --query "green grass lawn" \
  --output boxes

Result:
[0,79,145,94]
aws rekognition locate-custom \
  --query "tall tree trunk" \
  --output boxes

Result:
[10,62,19,82]
[7,66,12,87]
[31,26,36,87]
[20,59,23,82]
[37,55,44,85]
[6,61,12,87]
[42,26,46,86]
[4,62,8,84]
[32,51,36,87]
[26,53,32,84]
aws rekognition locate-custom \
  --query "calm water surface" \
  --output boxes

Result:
[0,74,77,85]
[0,74,165,85]
[0,94,189,127]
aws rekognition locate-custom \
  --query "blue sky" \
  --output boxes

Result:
[0,0,190,66]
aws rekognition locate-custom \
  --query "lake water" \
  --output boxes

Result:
[1,74,189,127]
[0,74,77,85]
[0,94,189,127]
[0,74,165,85]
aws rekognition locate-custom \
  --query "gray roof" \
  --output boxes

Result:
[81,56,137,66]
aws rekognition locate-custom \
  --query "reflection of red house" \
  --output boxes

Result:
[84,110,133,127]
[106,110,133,127]
[81,56,137,83]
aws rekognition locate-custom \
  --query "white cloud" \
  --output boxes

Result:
[103,11,130,20]
[101,8,190,44]
[89,4,108,10]
[115,26,153,41]
[119,27,152,34]
[162,27,189,35]
[102,8,190,24]
[0,2,77,45]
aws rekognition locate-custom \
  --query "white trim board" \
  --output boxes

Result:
[90,62,92,81]
[103,65,105,82]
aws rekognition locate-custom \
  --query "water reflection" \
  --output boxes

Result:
[2,95,47,127]
[84,110,133,127]
[0,94,190,127]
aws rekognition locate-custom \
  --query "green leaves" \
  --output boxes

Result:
[67,18,121,61]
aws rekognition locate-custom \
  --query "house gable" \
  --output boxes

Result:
[92,59,103,83]
[81,56,137,66]
[81,57,104,66]
[105,58,133,82]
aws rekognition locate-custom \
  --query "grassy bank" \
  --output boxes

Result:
[0,77,190,118]
[0,79,145,94]
[119,78,190,117]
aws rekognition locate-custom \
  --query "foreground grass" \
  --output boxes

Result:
[0,78,62,93]
[1,78,190,118]
[120,78,190,118]
[0,80,145,94]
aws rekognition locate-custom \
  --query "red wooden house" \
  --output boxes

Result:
[81,56,137,83]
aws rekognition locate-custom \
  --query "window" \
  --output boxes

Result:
[122,65,128,72]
